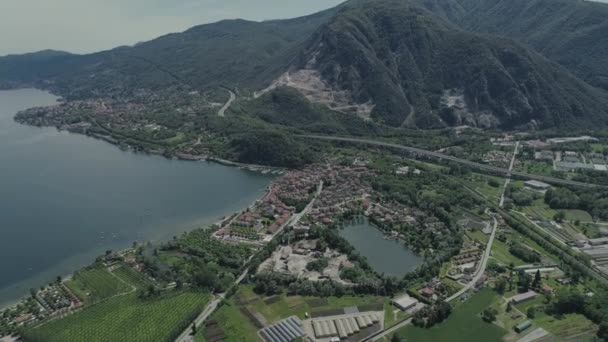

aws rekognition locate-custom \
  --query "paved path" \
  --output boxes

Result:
[299,135,605,189]
[500,141,519,207]
[446,214,498,302]
[218,90,235,117]
[175,270,249,342]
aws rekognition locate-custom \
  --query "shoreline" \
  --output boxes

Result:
[4,87,288,176]
[0,87,282,312]
[0,183,274,312]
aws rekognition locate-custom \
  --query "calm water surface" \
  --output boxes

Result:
[0,89,274,306]
[338,217,423,277]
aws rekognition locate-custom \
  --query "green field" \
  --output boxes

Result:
[238,286,385,323]
[563,209,593,222]
[466,230,490,244]
[534,312,597,340]
[490,239,526,266]
[196,302,261,342]
[515,160,553,176]
[392,289,506,342]
[112,265,154,288]
[23,291,209,342]
[463,174,504,201]
[65,267,131,302]
[384,299,410,328]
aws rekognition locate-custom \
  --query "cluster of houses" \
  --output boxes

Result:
[214,165,326,243]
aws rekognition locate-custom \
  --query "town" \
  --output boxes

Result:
[3,139,608,342]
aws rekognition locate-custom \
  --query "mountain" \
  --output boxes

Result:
[415,0,608,90]
[2,0,608,130]
[0,10,339,99]
[278,0,608,128]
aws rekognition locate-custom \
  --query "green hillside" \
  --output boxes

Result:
[417,0,608,90]
[296,0,608,128]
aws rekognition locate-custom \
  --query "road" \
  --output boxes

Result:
[299,135,605,189]
[367,214,499,341]
[282,180,323,232]
[446,214,498,302]
[175,181,322,342]
[499,141,519,208]
[217,90,235,117]
[175,269,249,342]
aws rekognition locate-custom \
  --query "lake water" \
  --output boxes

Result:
[0,89,274,307]
[338,217,423,278]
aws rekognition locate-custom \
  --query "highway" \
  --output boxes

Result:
[299,135,606,189]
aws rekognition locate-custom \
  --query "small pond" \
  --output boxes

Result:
[338,217,423,278]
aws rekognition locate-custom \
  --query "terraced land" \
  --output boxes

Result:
[23,291,209,342]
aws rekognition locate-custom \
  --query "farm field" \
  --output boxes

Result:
[391,289,506,342]
[514,160,553,176]
[196,287,387,342]
[462,174,503,202]
[23,291,209,342]
[490,238,526,267]
[65,267,131,302]
[534,312,597,341]
[196,302,261,342]
[237,285,385,323]
[466,230,490,244]
[111,264,153,288]
[563,209,593,223]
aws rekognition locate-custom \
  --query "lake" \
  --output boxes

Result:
[0,89,274,307]
[338,217,423,277]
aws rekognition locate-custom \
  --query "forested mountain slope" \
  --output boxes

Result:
[2,0,608,130]
[281,0,608,128]
[417,0,608,90]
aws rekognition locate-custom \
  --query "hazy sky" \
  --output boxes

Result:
[0,0,345,56]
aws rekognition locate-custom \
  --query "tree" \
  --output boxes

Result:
[554,211,566,223]
[506,302,513,313]
[391,333,404,342]
[532,270,542,289]
[550,287,586,315]
[191,323,197,336]
[192,264,218,291]
[517,270,532,292]
[598,321,608,341]
[495,278,507,294]
[482,308,497,323]
[527,306,536,319]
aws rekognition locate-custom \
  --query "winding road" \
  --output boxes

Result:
[218,90,235,117]
[299,135,605,189]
